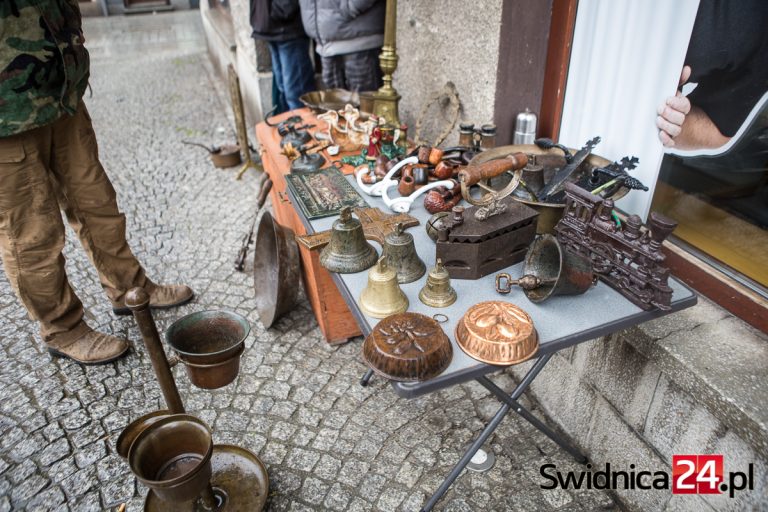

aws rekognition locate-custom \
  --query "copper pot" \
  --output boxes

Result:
[210,144,242,168]
[116,410,171,459]
[128,414,214,504]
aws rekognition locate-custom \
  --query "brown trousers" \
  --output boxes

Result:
[0,102,147,344]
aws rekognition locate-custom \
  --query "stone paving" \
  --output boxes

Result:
[0,11,618,512]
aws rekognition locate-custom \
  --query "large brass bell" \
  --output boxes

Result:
[419,259,457,308]
[382,223,426,284]
[320,207,378,273]
[359,256,409,318]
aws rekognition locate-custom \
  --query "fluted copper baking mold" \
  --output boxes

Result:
[362,313,453,381]
[455,301,539,365]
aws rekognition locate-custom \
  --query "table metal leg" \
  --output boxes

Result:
[421,355,553,511]
[477,375,587,463]
[420,401,511,512]
[359,369,374,387]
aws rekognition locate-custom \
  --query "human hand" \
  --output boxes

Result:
[657,65,691,147]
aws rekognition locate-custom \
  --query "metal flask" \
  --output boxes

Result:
[359,256,409,319]
[382,223,426,284]
[320,207,378,273]
[419,258,457,308]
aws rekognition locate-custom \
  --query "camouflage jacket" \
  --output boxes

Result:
[0,0,89,137]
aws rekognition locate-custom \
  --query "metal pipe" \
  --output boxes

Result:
[126,287,185,414]
[477,375,587,463]
[360,369,374,387]
[421,402,511,512]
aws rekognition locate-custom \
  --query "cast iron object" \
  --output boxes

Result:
[280,126,312,149]
[418,259,457,308]
[128,414,213,504]
[435,197,538,280]
[117,410,170,459]
[455,301,539,366]
[382,223,426,284]
[362,312,453,381]
[359,256,409,319]
[290,150,325,173]
[253,211,301,328]
[144,445,269,512]
[469,144,629,234]
[554,183,676,310]
[296,207,419,251]
[126,288,185,414]
[495,234,595,303]
[537,136,600,202]
[320,207,379,274]
[166,310,250,389]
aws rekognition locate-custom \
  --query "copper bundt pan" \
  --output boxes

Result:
[456,301,539,365]
[362,313,453,381]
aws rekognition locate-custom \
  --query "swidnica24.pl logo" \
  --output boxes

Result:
[540,454,755,498]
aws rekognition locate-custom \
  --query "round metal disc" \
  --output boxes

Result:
[145,444,269,512]
[466,448,496,473]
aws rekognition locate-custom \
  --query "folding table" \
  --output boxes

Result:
[287,176,698,511]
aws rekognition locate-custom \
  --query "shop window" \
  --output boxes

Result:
[650,1,768,297]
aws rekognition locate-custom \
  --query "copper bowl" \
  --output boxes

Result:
[456,301,539,365]
[468,144,629,234]
[300,89,375,115]
[362,313,453,382]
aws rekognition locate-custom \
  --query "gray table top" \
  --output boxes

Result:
[294,174,697,398]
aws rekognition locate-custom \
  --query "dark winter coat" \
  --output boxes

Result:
[298,0,385,57]
[250,0,307,42]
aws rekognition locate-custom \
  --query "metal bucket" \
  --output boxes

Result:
[166,311,250,389]
[253,212,301,328]
[128,414,214,504]
[523,234,595,302]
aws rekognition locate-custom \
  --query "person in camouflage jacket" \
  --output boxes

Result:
[0,0,194,365]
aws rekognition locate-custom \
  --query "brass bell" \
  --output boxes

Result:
[320,207,378,273]
[382,222,426,284]
[359,256,409,318]
[419,259,457,308]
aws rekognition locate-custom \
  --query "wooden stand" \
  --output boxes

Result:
[256,109,362,344]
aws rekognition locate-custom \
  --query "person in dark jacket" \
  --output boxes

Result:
[251,0,316,112]
[299,0,385,92]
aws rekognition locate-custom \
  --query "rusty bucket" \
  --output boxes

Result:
[166,311,250,389]
[128,414,214,504]
[522,234,595,302]
[253,211,301,328]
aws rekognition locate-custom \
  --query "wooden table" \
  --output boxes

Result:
[256,109,362,344]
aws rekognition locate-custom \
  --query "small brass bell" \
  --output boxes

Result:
[320,207,378,273]
[419,259,457,308]
[359,256,409,318]
[382,222,426,284]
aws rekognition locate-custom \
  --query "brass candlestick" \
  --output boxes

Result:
[372,0,401,127]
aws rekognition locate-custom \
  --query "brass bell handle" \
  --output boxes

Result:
[495,273,513,294]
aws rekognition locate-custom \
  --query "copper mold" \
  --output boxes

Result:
[455,301,539,365]
[362,313,453,381]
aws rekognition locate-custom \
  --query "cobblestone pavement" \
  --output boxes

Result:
[0,12,617,512]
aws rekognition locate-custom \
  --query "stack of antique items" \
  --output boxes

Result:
[118,288,269,511]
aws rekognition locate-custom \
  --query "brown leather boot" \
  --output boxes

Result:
[112,282,194,316]
[47,322,130,365]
